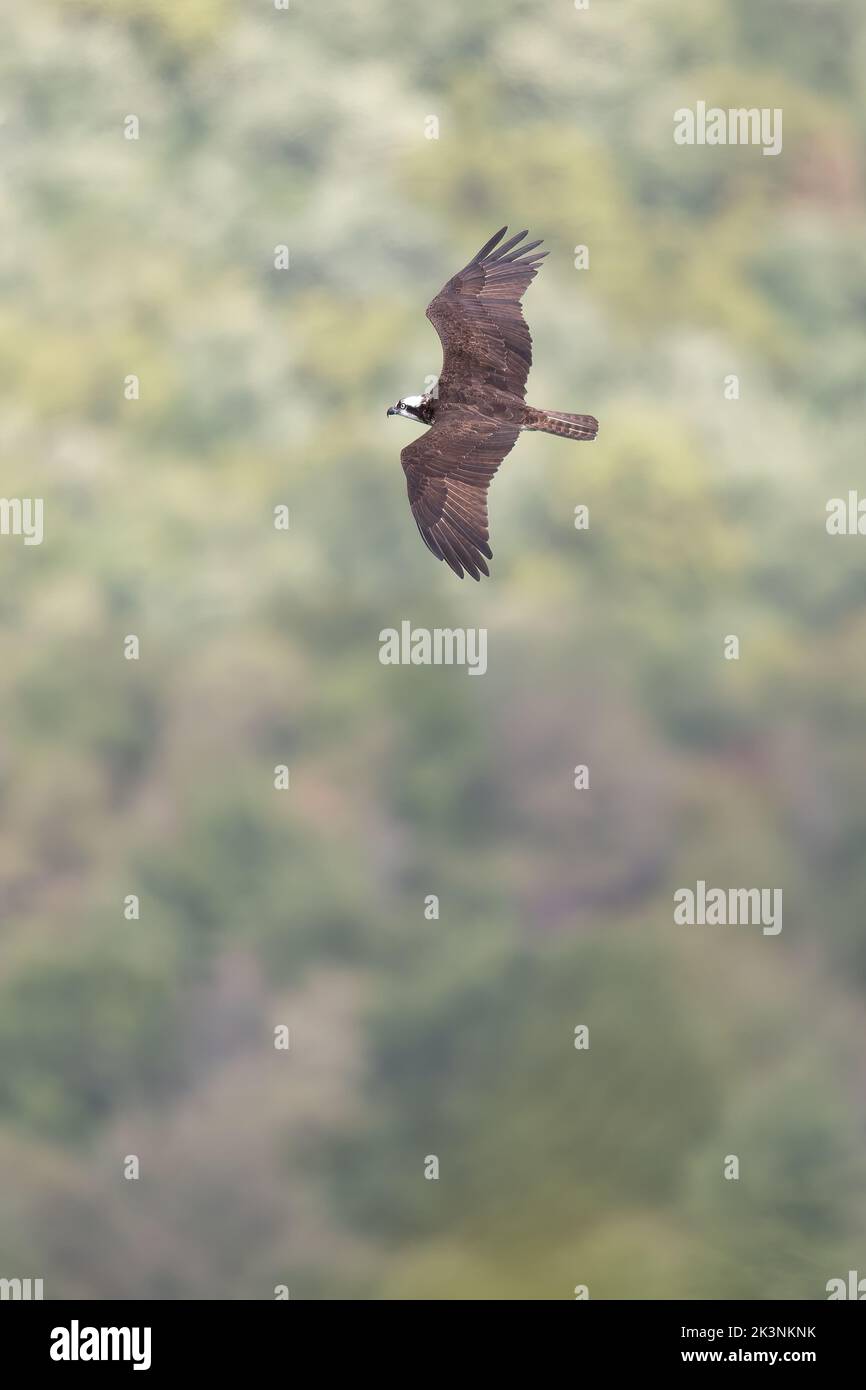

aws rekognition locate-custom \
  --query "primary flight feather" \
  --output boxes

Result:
[388,226,598,580]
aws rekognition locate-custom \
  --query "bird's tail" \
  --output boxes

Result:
[523,408,598,441]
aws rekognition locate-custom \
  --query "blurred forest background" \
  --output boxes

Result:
[1,0,865,1299]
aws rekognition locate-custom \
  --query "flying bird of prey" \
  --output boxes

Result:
[387,226,598,579]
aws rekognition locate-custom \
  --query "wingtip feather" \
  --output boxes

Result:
[472,226,508,263]
[486,229,530,263]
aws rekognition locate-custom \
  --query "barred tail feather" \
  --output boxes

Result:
[524,409,598,441]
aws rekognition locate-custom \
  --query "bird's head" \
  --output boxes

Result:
[387,395,425,422]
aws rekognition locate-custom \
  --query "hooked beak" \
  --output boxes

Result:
[386,407,396,417]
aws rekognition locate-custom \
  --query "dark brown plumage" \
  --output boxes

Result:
[390,226,598,580]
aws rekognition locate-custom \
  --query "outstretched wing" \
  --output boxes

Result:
[402,407,520,580]
[426,226,548,402]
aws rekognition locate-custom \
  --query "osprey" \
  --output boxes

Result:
[388,226,598,580]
